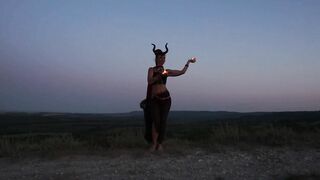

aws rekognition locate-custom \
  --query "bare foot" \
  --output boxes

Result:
[148,144,157,152]
[157,144,164,152]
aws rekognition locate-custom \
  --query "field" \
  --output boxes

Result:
[0,111,320,179]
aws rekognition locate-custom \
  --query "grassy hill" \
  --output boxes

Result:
[1,111,319,134]
[0,111,320,157]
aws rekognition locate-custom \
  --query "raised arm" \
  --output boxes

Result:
[166,58,195,77]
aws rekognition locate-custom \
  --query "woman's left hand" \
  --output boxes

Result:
[188,57,197,63]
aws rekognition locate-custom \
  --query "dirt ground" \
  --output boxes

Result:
[0,146,319,180]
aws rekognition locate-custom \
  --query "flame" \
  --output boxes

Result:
[162,69,168,75]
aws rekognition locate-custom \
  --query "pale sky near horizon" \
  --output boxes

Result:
[1,0,320,113]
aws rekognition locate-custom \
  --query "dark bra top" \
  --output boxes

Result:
[153,66,168,85]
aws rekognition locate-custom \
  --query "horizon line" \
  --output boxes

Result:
[1,109,320,114]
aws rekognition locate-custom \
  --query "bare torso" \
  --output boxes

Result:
[151,84,168,97]
[149,66,170,99]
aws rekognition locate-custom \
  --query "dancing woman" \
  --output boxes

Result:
[142,43,196,152]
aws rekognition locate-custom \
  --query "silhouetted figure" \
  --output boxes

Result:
[141,43,196,152]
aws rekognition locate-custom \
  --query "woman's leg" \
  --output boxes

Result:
[144,105,152,144]
[157,98,172,149]
[150,122,158,151]
[149,99,161,151]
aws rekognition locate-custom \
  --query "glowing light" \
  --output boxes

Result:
[162,69,168,75]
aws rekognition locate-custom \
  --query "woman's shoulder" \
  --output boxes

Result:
[148,67,155,74]
[148,66,158,71]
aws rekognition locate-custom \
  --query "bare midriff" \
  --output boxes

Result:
[151,84,169,98]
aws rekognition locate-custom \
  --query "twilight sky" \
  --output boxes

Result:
[1,0,320,113]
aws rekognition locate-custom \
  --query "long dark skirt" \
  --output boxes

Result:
[145,98,171,144]
[142,99,153,143]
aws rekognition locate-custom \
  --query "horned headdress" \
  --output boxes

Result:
[152,43,169,56]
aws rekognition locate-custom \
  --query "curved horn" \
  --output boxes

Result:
[151,43,156,53]
[164,43,169,54]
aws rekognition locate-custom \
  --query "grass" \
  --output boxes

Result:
[1,122,319,157]
[0,133,83,157]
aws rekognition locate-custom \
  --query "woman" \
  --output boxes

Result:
[144,43,196,152]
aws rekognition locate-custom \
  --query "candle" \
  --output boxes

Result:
[162,69,168,75]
